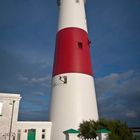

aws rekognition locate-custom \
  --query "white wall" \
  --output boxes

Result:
[0,93,21,140]
[0,93,52,140]
[17,121,52,140]
[50,73,98,140]
[58,0,87,31]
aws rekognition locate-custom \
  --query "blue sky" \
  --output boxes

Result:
[0,0,140,127]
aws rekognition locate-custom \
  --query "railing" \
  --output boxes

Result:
[80,136,99,140]
[0,132,15,140]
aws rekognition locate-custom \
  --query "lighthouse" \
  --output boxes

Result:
[49,0,99,140]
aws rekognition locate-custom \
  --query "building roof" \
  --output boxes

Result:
[0,93,21,100]
[96,129,111,134]
[130,127,140,133]
[63,129,80,134]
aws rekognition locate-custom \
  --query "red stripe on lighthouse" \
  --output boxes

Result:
[53,27,93,76]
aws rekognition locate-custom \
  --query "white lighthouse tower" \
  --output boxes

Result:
[49,0,99,140]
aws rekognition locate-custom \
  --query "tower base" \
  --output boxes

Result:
[50,73,98,140]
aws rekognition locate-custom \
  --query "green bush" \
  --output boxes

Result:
[78,119,136,140]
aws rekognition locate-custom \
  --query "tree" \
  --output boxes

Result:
[78,119,136,140]
[78,120,97,139]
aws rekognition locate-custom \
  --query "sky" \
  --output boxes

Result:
[0,0,140,127]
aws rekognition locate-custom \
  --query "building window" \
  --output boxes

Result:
[42,134,45,139]
[78,42,83,49]
[42,129,46,139]
[42,129,45,132]
[0,102,3,116]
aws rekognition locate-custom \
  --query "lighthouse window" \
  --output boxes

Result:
[57,0,61,6]
[59,76,67,84]
[88,39,91,47]
[78,42,83,49]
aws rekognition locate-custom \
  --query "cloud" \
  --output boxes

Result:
[30,76,51,84]
[25,98,48,107]
[125,111,137,118]
[96,70,140,96]
[18,74,29,81]
[95,70,140,126]
[18,90,51,121]
[18,74,51,87]
[31,92,45,96]
[19,109,49,121]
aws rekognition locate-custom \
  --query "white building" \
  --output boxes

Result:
[96,129,111,140]
[0,93,52,140]
[17,121,52,140]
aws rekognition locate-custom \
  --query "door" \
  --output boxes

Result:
[28,129,36,140]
